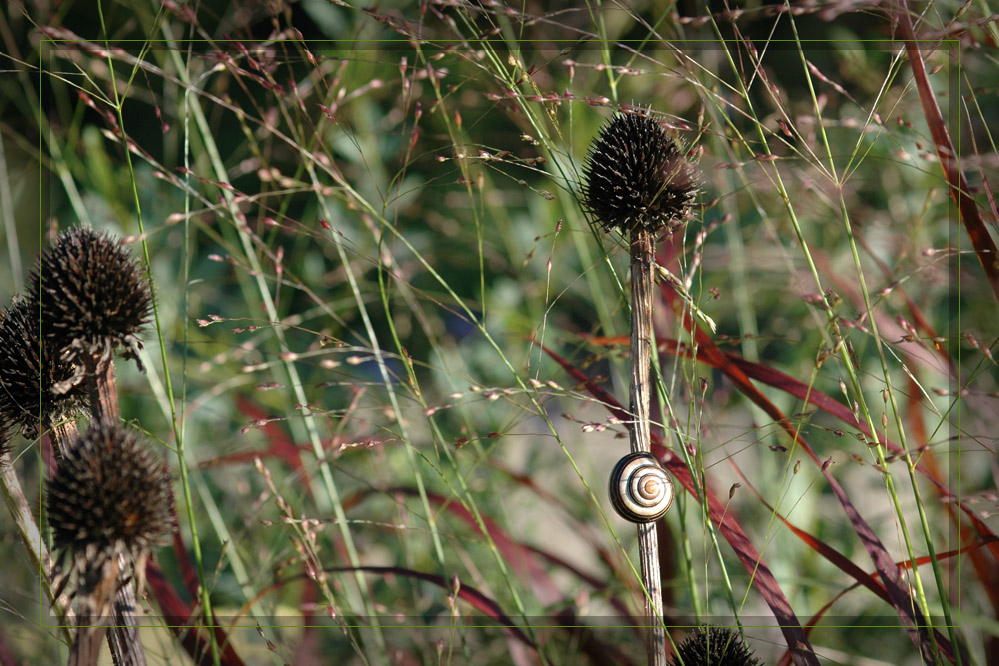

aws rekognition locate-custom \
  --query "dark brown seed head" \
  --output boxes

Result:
[582,110,697,235]
[0,298,88,435]
[668,626,763,666]
[47,421,175,595]
[29,227,152,371]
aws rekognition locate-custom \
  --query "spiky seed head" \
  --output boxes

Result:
[29,227,152,374]
[668,626,763,666]
[582,110,697,235]
[0,298,88,435]
[47,421,175,597]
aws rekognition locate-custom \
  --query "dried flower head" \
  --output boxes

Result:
[48,421,175,599]
[668,626,763,666]
[29,227,152,381]
[0,298,87,435]
[582,110,697,235]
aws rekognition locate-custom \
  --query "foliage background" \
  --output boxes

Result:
[1,1,997,664]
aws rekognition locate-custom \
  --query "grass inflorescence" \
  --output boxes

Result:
[0,1,995,665]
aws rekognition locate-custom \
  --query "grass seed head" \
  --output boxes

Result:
[582,110,697,235]
[30,227,152,372]
[668,626,763,666]
[47,421,175,596]
[0,297,88,434]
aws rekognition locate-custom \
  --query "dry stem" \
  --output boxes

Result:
[83,356,146,666]
[629,226,666,666]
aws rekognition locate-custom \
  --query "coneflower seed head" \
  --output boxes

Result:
[47,421,175,594]
[668,626,763,666]
[30,227,152,373]
[0,298,87,434]
[582,110,697,235]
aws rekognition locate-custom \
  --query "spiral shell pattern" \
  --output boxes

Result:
[609,452,674,523]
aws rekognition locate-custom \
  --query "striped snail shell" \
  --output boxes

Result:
[609,452,674,523]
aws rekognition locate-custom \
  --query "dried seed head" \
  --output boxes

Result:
[47,421,175,598]
[668,626,763,666]
[30,227,152,375]
[582,110,697,235]
[0,298,88,435]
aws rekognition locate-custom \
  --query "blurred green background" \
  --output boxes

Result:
[1,1,996,664]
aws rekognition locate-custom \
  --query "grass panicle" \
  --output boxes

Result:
[0,1,992,664]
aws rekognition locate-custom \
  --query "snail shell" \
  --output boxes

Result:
[609,452,674,523]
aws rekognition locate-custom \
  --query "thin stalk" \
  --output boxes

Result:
[629,227,666,666]
[0,450,73,644]
[0,133,23,292]
[49,419,77,459]
[68,556,119,666]
[704,18,935,662]
[88,11,157,661]
[157,42,386,662]
[85,355,117,425]
[68,612,110,666]
[83,357,146,666]
[108,558,146,666]
[149,30,219,666]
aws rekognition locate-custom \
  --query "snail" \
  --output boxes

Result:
[609,452,674,523]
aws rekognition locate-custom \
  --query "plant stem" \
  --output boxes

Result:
[68,556,119,666]
[630,226,666,666]
[86,355,118,424]
[69,614,109,666]
[0,450,74,643]
[108,565,148,666]
[85,357,146,666]
[50,419,77,459]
